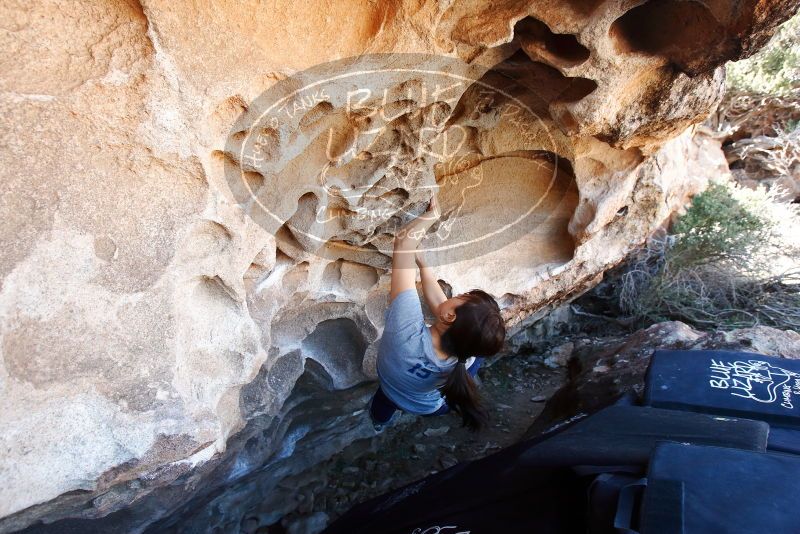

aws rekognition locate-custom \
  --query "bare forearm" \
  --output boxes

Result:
[394,214,435,251]
[392,212,436,271]
[418,261,447,312]
[389,194,441,301]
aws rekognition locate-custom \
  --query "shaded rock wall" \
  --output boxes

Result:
[0,0,796,532]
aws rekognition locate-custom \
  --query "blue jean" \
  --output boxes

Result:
[369,357,484,425]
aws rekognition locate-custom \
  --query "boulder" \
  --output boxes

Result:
[0,0,796,531]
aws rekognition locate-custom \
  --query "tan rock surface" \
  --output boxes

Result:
[0,0,796,531]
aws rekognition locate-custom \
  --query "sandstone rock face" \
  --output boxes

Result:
[0,1,795,532]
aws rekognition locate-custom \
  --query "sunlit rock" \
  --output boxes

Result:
[0,0,796,531]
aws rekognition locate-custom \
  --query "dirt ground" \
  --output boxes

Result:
[272,351,567,533]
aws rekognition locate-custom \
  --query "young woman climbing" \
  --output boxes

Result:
[369,193,507,432]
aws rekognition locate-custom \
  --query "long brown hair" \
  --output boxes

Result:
[439,289,506,431]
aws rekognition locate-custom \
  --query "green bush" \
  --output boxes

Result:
[616,180,800,330]
[669,183,770,268]
[727,13,800,95]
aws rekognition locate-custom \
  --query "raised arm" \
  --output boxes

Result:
[416,251,447,313]
[389,193,441,303]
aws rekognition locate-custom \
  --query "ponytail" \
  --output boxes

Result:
[438,289,506,432]
[441,357,489,431]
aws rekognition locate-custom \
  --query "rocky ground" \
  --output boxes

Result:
[263,309,800,534]
[251,352,567,534]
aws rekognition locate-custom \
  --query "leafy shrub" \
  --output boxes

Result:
[669,183,772,267]
[727,13,800,95]
[616,180,800,330]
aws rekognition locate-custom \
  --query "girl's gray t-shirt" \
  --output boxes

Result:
[376,288,475,414]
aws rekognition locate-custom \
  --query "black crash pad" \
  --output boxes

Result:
[519,404,769,467]
[641,442,800,534]
[324,405,769,534]
[644,350,800,430]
